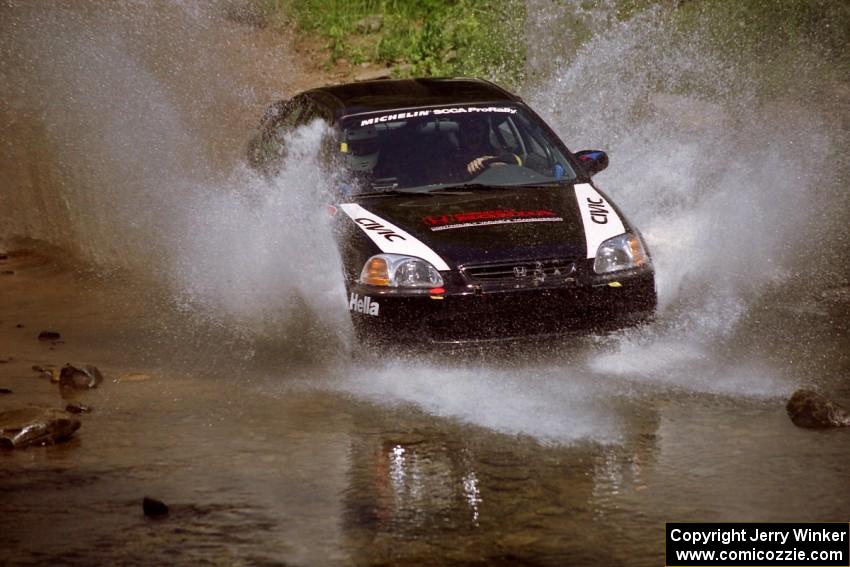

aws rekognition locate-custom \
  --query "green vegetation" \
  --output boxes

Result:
[252,0,846,96]
[275,0,526,86]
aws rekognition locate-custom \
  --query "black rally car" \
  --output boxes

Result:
[248,78,656,344]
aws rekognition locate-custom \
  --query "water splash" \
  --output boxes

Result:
[516,4,848,402]
[0,1,347,352]
[168,121,350,347]
[0,1,294,260]
[2,1,847,443]
[328,4,849,440]
[330,358,629,444]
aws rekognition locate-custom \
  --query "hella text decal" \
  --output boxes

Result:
[340,203,450,270]
[574,183,625,258]
[349,293,379,316]
[423,209,563,231]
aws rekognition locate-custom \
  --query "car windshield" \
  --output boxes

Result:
[336,103,578,195]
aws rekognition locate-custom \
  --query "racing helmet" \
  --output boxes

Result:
[342,125,380,172]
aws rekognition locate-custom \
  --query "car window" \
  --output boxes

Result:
[337,104,577,194]
[495,118,522,153]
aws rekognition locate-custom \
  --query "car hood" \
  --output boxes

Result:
[341,183,626,269]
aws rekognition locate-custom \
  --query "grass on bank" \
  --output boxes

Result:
[245,0,847,98]
[270,0,526,86]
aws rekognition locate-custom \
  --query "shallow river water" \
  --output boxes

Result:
[1,246,848,566]
[1,1,849,565]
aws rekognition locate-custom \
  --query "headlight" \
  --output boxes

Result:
[359,254,444,288]
[593,232,650,274]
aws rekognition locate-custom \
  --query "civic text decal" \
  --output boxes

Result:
[574,183,625,258]
[340,203,451,271]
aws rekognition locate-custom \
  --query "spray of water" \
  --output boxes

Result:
[168,122,350,350]
[0,1,347,351]
[0,1,295,261]
[515,4,849,396]
[2,1,847,443]
[335,4,849,441]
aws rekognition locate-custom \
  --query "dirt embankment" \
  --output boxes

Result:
[232,7,394,87]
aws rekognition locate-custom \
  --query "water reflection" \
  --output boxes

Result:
[339,405,664,564]
[345,435,482,535]
[462,470,482,526]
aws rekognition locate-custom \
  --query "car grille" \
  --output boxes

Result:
[460,258,578,284]
[421,285,651,343]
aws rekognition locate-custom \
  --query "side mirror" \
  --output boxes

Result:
[574,150,609,176]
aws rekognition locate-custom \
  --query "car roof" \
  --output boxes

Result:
[305,77,522,120]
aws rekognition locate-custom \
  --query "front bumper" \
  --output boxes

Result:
[348,266,656,345]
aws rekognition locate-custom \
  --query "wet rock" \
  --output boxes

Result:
[0,388,12,395]
[143,496,169,518]
[786,389,850,428]
[32,364,60,382]
[356,14,383,34]
[59,364,103,390]
[38,331,61,341]
[65,402,92,414]
[0,407,81,449]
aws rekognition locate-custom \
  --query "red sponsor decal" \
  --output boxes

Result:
[423,209,557,227]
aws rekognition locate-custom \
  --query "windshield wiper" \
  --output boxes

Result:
[355,189,433,198]
[437,180,573,192]
[426,184,495,193]
[519,180,573,187]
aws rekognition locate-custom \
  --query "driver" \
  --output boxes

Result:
[342,124,380,172]
[337,125,381,196]
[454,115,521,177]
